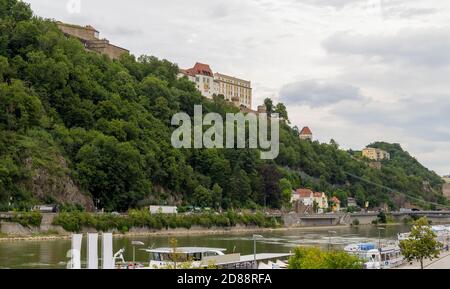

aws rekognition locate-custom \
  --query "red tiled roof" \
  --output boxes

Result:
[295,189,313,198]
[181,62,214,77]
[314,192,323,198]
[300,126,312,135]
[331,197,341,203]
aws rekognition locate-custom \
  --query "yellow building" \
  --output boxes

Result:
[330,197,341,212]
[362,147,390,161]
[214,73,252,109]
[313,192,328,213]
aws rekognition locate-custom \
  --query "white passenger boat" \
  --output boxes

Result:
[140,247,227,269]
[138,247,292,269]
[67,233,292,269]
[344,242,404,269]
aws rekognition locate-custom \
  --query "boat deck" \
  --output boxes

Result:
[213,253,292,269]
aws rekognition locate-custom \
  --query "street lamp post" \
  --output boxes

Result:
[377,227,385,248]
[328,231,337,251]
[131,241,145,264]
[253,235,263,264]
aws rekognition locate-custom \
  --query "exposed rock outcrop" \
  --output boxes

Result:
[24,157,94,211]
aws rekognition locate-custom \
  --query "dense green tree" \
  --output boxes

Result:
[263,98,273,114]
[75,134,151,211]
[259,164,282,208]
[0,56,9,80]
[192,185,213,208]
[399,217,443,269]
[288,247,363,269]
[279,178,293,208]
[0,80,43,130]
[211,183,223,210]
[274,103,289,123]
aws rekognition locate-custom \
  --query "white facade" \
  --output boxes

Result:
[314,193,329,211]
[177,73,217,99]
[149,206,178,214]
[214,73,252,109]
[179,63,252,108]
[299,196,314,207]
[196,75,216,99]
[291,190,314,206]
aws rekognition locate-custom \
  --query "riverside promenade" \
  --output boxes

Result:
[396,252,450,269]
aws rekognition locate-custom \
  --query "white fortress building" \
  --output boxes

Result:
[178,63,217,99]
[178,62,252,109]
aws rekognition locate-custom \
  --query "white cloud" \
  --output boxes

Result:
[323,28,450,67]
[279,79,366,107]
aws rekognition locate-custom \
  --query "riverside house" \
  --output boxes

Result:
[347,197,358,208]
[313,192,329,213]
[330,197,341,212]
[291,189,314,206]
[291,189,329,214]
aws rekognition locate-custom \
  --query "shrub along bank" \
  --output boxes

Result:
[8,211,43,228]
[52,210,282,233]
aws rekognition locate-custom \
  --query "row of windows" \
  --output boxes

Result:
[218,86,251,94]
[218,84,250,93]
[219,92,251,101]
[216,77,251,88]
[195,76,211,84]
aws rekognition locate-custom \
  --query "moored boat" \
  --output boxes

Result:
[140,247,227,269]
[344,242,403,269]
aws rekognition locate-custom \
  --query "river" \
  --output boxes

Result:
[0,224,411,269]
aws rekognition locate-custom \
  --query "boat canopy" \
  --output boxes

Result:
[345,243,376,251]
[358,243,376,251]
[142,247,227,254]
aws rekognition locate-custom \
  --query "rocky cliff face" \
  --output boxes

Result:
[24,157,94,211]
[443,178,450,201]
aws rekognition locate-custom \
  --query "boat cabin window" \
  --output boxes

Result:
[151,253,190,262]
[151,251,216,262]
[186,253,202,261]
[203,251,220,257]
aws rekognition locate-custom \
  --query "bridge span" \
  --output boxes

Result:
[282,211,450,227]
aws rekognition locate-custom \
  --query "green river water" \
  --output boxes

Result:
[0,224,411,269]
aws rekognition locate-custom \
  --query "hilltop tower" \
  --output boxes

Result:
[299,127,313,141]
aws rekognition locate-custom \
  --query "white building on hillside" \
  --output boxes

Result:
[178,62,252,109]
[291,189,314,206]
[178,62,217,99]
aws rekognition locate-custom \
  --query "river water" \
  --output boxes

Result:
[0,225,411,269]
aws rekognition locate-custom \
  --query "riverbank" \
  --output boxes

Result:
[0,224,353,242]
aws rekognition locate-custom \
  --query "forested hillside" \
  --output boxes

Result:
[0,0,446,212]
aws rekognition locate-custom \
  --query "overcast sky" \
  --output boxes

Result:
[25,0,450,175]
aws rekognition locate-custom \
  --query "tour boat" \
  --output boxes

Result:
[344,242,403,269]
[138,247,292,269]
[67,233,292,269]
[140,247,227,269]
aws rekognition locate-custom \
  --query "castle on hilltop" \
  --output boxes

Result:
[56,22,129,60]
